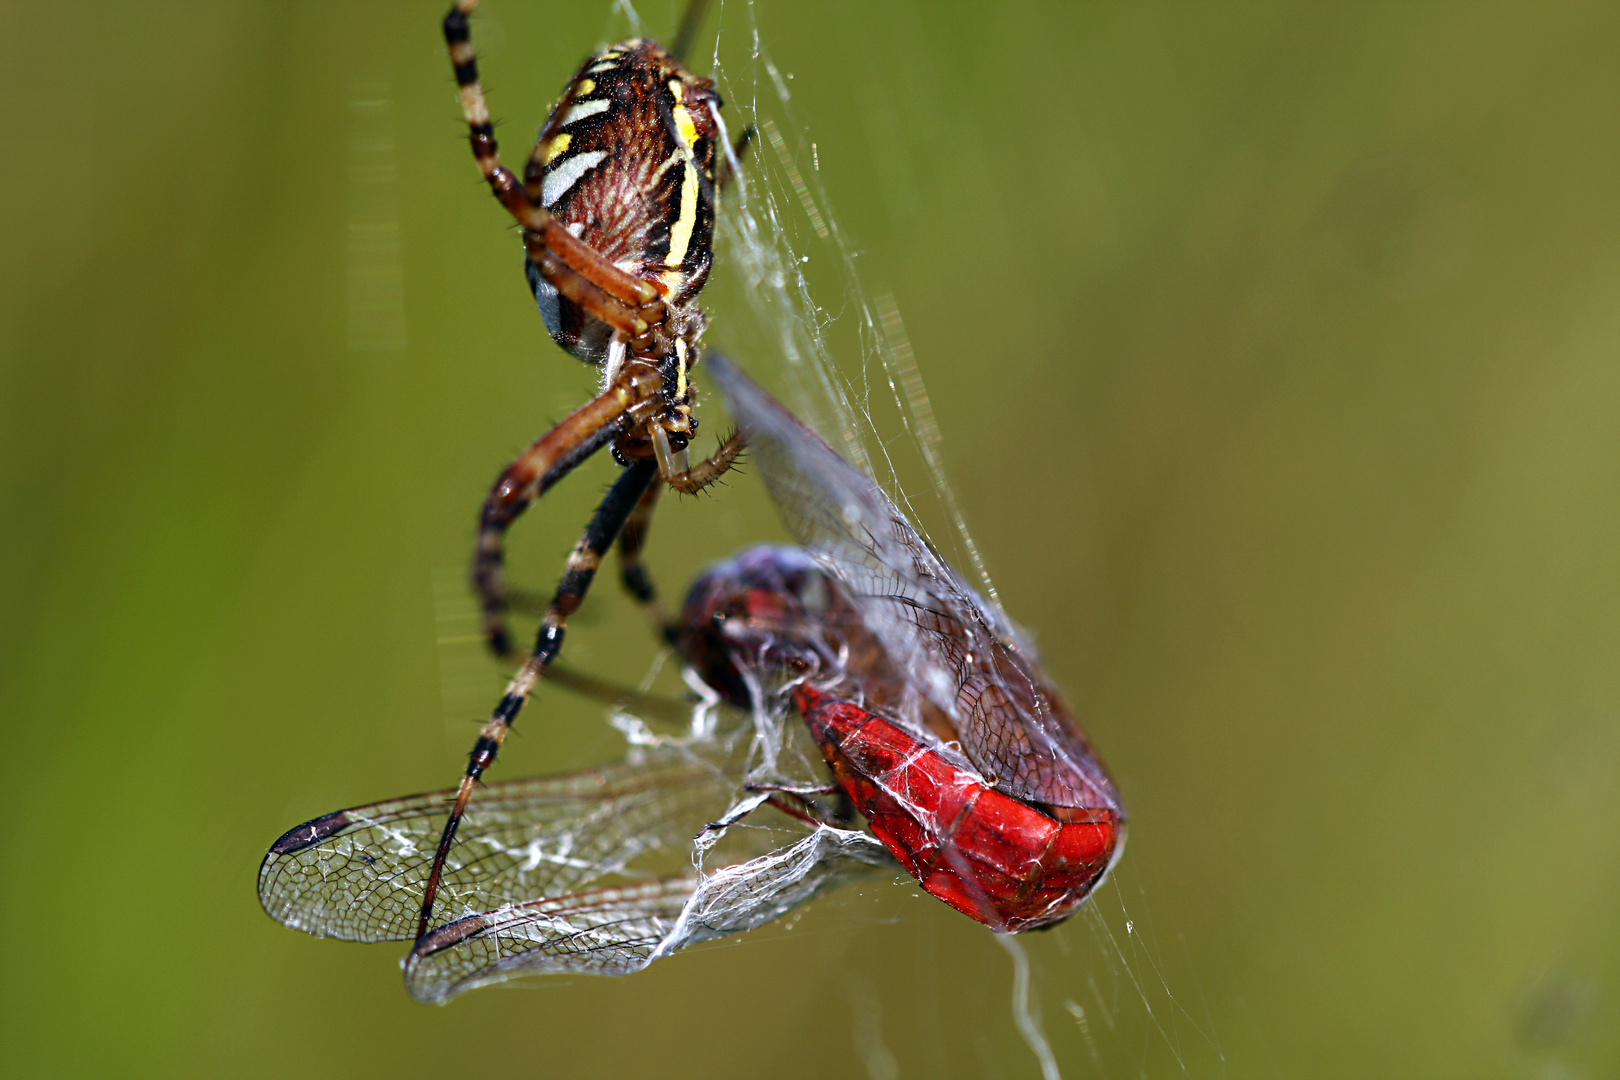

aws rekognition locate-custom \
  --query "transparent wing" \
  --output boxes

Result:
[403,826,889,1004]
[708,356,1121,812]
[258,737,748,943]
[261,722,894,1003]
[403,878,699,1001]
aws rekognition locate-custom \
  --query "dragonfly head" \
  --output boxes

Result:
[676,545,847,707]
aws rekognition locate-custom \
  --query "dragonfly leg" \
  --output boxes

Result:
[759,791,853,830]
[745,780,839,798]
[744,781,854,830]
[695,783,845,839]
[421,457,661,941]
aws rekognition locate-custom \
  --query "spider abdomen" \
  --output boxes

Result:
[524,40,722,364]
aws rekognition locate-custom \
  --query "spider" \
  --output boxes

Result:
[419,0,749,940]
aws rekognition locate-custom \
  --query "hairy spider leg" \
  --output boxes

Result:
[650,415,746,494]
[499,478,665,636]
[613,411,753,640]
[478,380,744,658]
[469,374,742,659]
[473,362,665,658]
[418,457,662,941]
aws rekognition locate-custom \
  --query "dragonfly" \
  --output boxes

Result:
[686,359,1126,932]
[259,360,1124,999]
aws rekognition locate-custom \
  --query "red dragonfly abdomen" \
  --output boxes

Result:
[794,686,1120,933]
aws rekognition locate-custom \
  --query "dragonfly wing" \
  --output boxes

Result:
[708,356,1121,813]
[404,826,891,1003]
[258,738,746,943]
[404,878,697,1002]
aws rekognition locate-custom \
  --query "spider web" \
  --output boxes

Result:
[391,1,1227,1074]
[692,6,1218,1076]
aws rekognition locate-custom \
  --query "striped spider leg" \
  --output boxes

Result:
[420,2,748,941]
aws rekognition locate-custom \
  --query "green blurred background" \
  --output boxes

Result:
[4,1,1619,1076]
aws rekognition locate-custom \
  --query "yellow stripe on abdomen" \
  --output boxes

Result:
[662,80,703,292]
